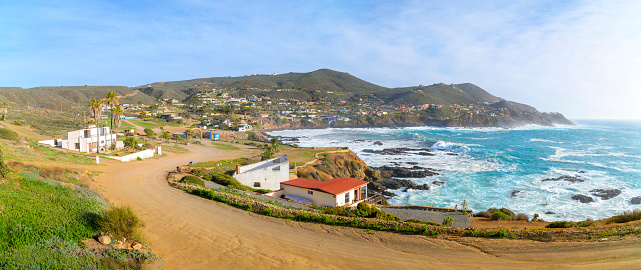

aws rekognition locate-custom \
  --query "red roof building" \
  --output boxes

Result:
[274,178,368,207]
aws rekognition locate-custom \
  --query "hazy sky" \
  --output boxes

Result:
[1,1,640,119]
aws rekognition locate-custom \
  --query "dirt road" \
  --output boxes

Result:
[94,144,641,269]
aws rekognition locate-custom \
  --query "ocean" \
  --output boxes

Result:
[268,120,641,221]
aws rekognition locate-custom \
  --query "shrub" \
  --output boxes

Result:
[0,128,19,141]
[191,168,206,176]
[491,212,510,221]
[96,205,145,242]
[209,173,243,189]
[499,208,516,219]
[262,208,274,216]
[546,221,574,228]
[123,137,138,148]
[442,217,454,226]
[515,213,529,221]
[606,209,641,224]
[180,175,205,187]
[475,211,491,218]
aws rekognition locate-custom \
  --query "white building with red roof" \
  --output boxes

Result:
[269,177,368,207]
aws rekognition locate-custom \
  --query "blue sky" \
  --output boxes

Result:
[1,0,640,119]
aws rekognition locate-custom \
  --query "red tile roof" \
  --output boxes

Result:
[281,177,368,195]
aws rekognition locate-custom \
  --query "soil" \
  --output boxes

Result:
[87,143,641,269]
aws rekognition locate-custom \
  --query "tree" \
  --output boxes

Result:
[185,129,195,144]
[1,102,7,121]
[105,92,119,131]
[144,128,156,139]
[160,131,171,142]
[124,137,138,148]
[111,106,124,130]
[270,138,280,153]
[89,98,104,153]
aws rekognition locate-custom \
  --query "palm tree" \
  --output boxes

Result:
[112,106,124,129]
[1,102,7,121]
[89,98,104,153]
[185,129,195,144]
[104,92,119,131]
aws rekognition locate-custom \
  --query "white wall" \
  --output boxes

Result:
[108,149,154,162]
[281,185,337,207]
[234,156,289,191]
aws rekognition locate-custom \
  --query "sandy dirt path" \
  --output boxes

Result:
[94,144,641,269]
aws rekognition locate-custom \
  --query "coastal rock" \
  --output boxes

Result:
[511,190,520,197]
[373,166,439,178]
[97,235,111,245]
[572,194,594,203]
[381,179,430,191]
[542,176,585,183]
[590,189,622,200]
[362,148,435,156]
[545,211,555,215]
[373,141,383,146]
[432,180,445,186]
[631,196,641,205]
[382,190,396,198]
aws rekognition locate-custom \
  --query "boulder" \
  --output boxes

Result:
[373,141,383,146]
[590,189,622,200]
[511,190,520,197]
[131,242,143,250]
[381,179,430,191]
[631,196,641,205]
[97,235,111,245]
[572,194,594,203]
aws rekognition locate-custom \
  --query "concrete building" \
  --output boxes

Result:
[38,126,117,153]
[269,178,368,207]
[233,155,289,191]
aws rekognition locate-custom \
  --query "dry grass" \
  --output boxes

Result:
[8,160,81,183]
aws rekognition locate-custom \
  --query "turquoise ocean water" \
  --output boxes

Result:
[268,120,641,221]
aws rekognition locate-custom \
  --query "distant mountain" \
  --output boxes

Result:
[0,68,573,126]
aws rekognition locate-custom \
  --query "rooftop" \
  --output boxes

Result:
[281,177,368,195]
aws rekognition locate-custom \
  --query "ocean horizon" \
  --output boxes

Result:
[268,119,641,221]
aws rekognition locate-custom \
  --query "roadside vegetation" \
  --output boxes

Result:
[0,149,158,268]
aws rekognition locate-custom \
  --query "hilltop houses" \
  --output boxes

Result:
[233,155,289,190]
[38,126,119,153]
[268,177,368,207]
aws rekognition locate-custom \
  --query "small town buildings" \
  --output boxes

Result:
[236,124,252,132]
[38,126,118,153]
[269,177,368,207]
[233,155,289,190]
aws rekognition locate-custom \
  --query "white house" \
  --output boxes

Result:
[269,177,368,207]
[236,124,252,132]
[233,155,289,190]
[38,126,117,153]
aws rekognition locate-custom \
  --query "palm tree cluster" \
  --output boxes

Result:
[88,92,123,153]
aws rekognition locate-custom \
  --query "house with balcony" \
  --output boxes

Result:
[38,126,118,153]
[268,177,368,207]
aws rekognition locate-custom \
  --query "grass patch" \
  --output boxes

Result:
[159,144,188,154]
[130,119,165,130]
[211,141,240,150]
[545,220,596,228]
[180,175,205,188]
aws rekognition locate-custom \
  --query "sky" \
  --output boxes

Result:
[1,0,640,119]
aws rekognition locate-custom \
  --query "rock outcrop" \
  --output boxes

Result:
[590,189,622,200]
[572,194,594,203]
[542,176,585,183]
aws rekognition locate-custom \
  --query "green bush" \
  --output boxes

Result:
[0,128,19,141]
[442,217,454,226]
[95,205,145,242]
[180,175,205,187]
[491,212,510,221]
[191,168,206,176]
[545,220,595,228]
[207,173,243,189]
[123,137,138,148]
[606,209,641,224]
[475,211,491,218]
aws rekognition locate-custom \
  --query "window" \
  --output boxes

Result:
[360,186,367,200]
[307,190,313,195]
[344,193,350,204]
[253,182,261,187]
[84,130,91,138]
[354,190,358,200]
[272,166,280,171]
